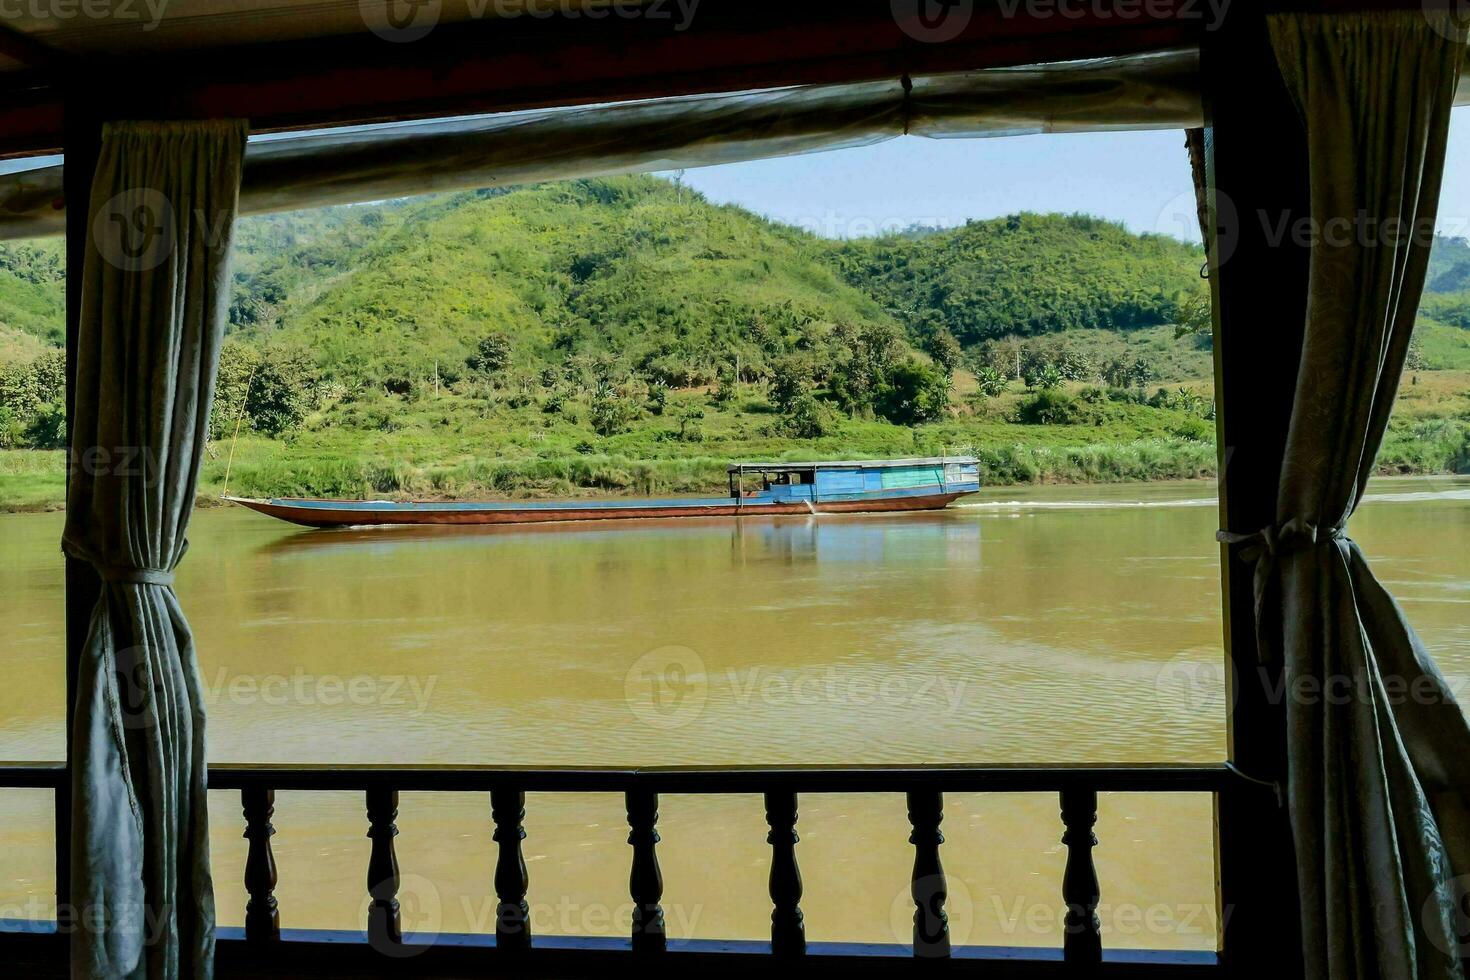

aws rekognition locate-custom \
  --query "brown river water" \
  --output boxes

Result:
[2,477,1467,951]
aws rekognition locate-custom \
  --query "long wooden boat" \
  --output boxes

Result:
[225,457,981,529]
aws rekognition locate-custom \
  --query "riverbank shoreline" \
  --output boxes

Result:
[3,447,1463,515]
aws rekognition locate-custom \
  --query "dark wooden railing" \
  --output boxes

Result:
[0,761,1242,978]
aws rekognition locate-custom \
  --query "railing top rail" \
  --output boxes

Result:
[0,761,1236,793]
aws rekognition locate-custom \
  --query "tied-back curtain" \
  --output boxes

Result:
[1229,12,1470,979]
[63,120,246,979]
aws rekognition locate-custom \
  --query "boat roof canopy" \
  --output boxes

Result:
[728,457,978,474]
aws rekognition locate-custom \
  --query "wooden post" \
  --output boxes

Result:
[764,791,805,956]
[59,104,103,926]
[491,788,530,950]
[625,790,666,954]
[1201,8,1309,977]
[907,790,949,958]
[242,788,281,943]
[1060,789,1101,973]
[366,788,402,949]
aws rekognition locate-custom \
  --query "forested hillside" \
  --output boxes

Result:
[0,175,1465,508]
[831,212,1205,346]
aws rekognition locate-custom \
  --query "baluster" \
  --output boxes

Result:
[625,790,666,954]
[241,787,280,943]
[366,788,401,948]
[907,790,950,958]
[1060,789,1102,972]
[764,791,805,955]
[491,787,530,950]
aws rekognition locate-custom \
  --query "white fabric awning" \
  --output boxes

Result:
[1,46,1464,241]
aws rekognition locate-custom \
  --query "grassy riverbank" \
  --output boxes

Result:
[3,370,1464,513]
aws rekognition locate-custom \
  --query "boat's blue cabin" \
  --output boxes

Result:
[729,458,981,503]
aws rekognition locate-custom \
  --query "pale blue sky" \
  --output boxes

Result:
[671,107,1470,243]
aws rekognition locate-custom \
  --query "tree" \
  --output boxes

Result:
[647,380,669,416]
[24,403,65,449]
[1171,289,1213,340]
[767,355,814,413]
[828,321,905,416]
[247,348,319,437]
[875,359,950,425]
[1102,355,1157,389]
[675,404,705,442]
[590,382,639,436]
[1026,365,1065,391]
[783,393,839,438]
[980,335,1027,380]
[925,328,963,377]
[973,365,1009,397]
[211,342,318,438]
[467,334,513,376]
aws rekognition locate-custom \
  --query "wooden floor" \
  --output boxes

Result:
[1,927,1219,979]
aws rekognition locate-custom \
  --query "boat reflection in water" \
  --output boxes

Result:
[226,457,981,528]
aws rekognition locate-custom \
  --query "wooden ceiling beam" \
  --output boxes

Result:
[2,0,1206,158]
[0,21,68,74]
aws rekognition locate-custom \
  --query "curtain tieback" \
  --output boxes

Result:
[95,564,175,587]
[1216,520,1347,561]
[1216,521,1348,664]
[1224,761,1285,809]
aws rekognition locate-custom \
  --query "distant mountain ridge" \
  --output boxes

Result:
[1,175,1467,383]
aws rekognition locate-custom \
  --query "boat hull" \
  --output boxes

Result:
[226,489,977,529]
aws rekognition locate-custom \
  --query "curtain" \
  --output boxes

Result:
[63,120,246,979]
[1222,12,1470,979]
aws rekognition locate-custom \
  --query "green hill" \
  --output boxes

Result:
[0,176,1465,506]
[228,177,897,389]
[829,212,1206,346]
[0,238,64,346]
